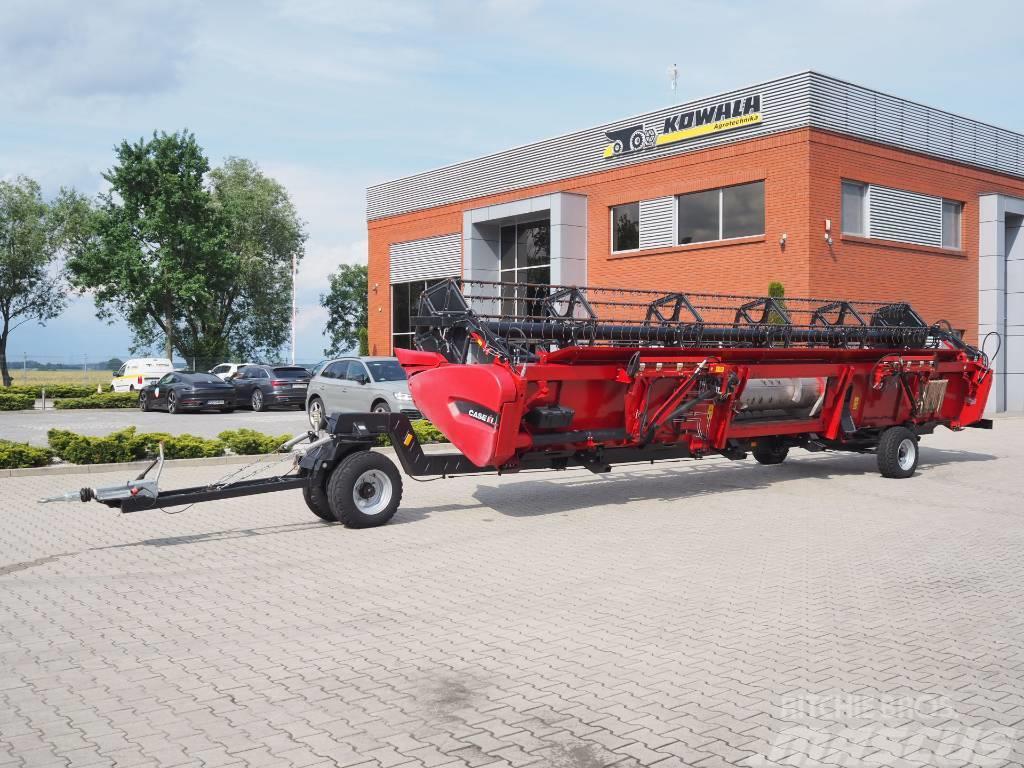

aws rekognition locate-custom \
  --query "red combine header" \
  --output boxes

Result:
[43,280,994,529]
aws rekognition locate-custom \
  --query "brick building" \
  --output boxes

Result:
[367,71,1024,412]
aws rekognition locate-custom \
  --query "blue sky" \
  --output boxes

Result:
[2,0,1020,365]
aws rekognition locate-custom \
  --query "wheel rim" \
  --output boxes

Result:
[139,395,146,410]
[309,399,324,429]
[252,391,262,409]
[897,437,916,471]
[167,393,176,412]
[373,403,389,413]
[351,469,392,516]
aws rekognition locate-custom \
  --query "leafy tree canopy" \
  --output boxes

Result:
[0,176,91,386]
[321,263,368,356]
[67,131,306,368]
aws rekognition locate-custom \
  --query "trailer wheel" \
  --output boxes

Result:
[752,439,789,465]
[302,474,335,522]
[877,426,918,478]
[326,451,403,528]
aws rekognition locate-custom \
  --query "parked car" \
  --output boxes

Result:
[208,362,256,381]
[138,371,237,414]
[111,358,174,392]
[229,364,310,411]
[305,356,418,429]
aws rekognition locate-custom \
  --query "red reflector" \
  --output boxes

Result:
[138,375,143,384]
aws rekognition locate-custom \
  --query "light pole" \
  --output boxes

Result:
[291,251,297,365]
[668,63,678,100]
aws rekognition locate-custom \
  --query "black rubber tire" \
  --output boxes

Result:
[877,426,919,478]
[167,391,179,414]
[302,474,335,522]
[371,400,391,414]
[139,392,149,411]
[251,389,267,412]
[752,439,789,465]
[326,451,403,529]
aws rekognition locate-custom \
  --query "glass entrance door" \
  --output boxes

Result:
[499,219,550,317]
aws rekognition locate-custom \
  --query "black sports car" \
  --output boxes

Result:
[138,371,238,414]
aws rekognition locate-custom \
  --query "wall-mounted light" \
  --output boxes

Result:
[373,282,379,293]
[779,233,788,247]
[824,219,833,246]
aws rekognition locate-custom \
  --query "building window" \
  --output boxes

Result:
[611,202,640,252]
[500,219,551,316]
[842,181,867,236]
[942,199,962,249]
[677,181,764,245]
[392,279,448,351]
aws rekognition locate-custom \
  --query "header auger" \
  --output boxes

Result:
[44,280,994,528]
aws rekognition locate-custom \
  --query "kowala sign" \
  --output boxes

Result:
[602,93,762,158]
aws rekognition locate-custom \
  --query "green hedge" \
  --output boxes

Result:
[53,392,138,409]
[376,419,448,447]
[218,429,291,455]
[4,384,98,398]
[47,427,224,464]
[0,392,35,411]
[0,440,53,469]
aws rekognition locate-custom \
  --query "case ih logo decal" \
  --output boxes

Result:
[602,94,762,158]
[454,400,499,427]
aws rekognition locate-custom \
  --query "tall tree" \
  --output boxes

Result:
[68,132,305,367]
[321,263,368,355]
[0,177,91,386]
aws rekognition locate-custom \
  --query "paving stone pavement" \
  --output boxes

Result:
[1,418,1023,768]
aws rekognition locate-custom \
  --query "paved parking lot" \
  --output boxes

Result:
[2,417,1023,767]
[0,408,311,447]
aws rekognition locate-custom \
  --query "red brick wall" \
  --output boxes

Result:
[807,131,1024,344]
[367,126,1024,353]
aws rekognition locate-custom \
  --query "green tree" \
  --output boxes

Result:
[68,132,305,368]
[321,263,368,355]
[0,177,91,386]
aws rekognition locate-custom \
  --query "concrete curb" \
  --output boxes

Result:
[1,452,290,479]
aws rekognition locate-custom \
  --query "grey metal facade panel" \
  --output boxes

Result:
[389,234,461,283]
[868,185,943,247]
[368,71,1024,221]
[368,73,813,220]
[638,197,675,250]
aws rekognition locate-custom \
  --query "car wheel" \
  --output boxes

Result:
[325,451,403,529]
[167,391,179,414]
[139,392,149,412]
[129,385,135,392]
[307,397,325,430]
[251,389,267,412]
[877,426,919,479]
[372,400,391,414]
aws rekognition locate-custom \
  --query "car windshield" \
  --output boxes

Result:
[184,373,223,384]
[272,367,309,378]
[366,360,406,382]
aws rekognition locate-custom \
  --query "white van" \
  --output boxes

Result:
[111,358,175,392]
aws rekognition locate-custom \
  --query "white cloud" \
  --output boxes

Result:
[0,0,197,107]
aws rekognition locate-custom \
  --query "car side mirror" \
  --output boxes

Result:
[356,375,369,385]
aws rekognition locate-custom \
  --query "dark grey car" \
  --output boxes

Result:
[305,357,418,428]
[230,364,311,411]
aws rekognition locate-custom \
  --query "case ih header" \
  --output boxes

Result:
[43,280,994,528]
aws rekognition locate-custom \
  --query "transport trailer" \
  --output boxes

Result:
[42,280,994,528]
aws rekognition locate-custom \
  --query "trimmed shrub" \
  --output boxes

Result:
[44,427,275,464]
[53,392,138,409]
[161,434,225,459]
[0,440,53,469]
[47,428,141,465]
[0,392,35,411]
[5,384,98,398]
[218,429,291,455]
